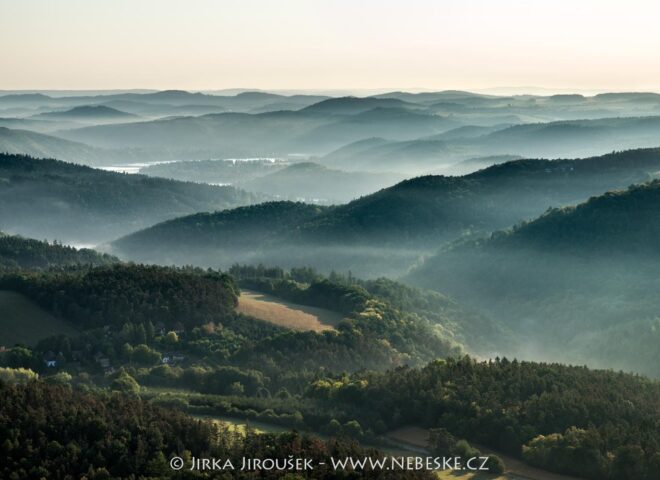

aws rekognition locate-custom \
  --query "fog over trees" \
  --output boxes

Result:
[1,88,660,479]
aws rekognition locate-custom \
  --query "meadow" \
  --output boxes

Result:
[237,289,343,332]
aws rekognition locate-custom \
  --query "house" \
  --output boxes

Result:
[154,321,166,335]
[93,352,111,369]
[43,351,57,368]
[172,322,185,335]
[162,352,186,365]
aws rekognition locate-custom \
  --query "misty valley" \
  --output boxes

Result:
[1,88,660,480]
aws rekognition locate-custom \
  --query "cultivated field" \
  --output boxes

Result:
[237,289,343,332]
[0,290,78,346]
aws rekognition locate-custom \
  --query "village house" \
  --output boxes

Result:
[43,351,58,368]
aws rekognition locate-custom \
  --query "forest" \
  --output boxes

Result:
[0,233,116,270]
[2,83,660,480]
[110,147,660,273]
[1,381,437,479]
[0,153,259,243]
[0,260,658,479]
[408,180,660,376]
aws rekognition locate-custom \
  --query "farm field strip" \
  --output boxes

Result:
[237,289,343,332]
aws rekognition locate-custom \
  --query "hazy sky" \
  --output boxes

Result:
[2,0,660,92]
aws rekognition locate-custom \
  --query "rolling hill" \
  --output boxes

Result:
[237,162,405,203]
[56,110,336,155]
[476,115,660,158]
[6,90,660,174]
[0,233,116,347]
[300,96,421,114]
[111,201,326,266]
[322,137,457,173]
[299,148,660,245]
[407,180,660,377]
[110,148,660,276]
[322,115,660,175]
[56,107,459,158]
[32,105,138,121]
[0,290,79,346]
[139,158,290,184]
[0,127,127,165]
[0,153,260,244]
[0,232,116,270]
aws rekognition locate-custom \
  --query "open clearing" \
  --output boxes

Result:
[0,290,78,346]
[192,414,289,435]
[388,427,579,480]
[237,289,343,332]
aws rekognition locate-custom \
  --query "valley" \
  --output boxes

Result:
[1,87,660,480]
[5,2,660,478]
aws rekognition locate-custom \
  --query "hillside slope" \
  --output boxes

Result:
[0,153,259,244]
[238,162,405,203]
[408,180,660,376]
[0,233,116,270]
[111,148,660,276]
[298,148,660,244]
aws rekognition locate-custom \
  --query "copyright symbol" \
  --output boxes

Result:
[170,456,184,470]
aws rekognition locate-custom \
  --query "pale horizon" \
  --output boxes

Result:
[2,0,660,92]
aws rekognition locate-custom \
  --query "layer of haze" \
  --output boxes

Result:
[1,0,660,92]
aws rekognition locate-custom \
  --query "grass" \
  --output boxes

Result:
[191,413,289,435]
[237,289,343,332]
[388,426,577,480]
[0,290,78,346]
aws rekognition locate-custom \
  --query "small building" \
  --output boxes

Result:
[162,352,185,365]
[43,351,57,368]
[93,352,111,369]
[154,321,166,335]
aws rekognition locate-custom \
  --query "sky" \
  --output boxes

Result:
[2,0,660,93]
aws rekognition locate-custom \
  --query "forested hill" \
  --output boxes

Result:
[417,179,660,258]
[0,153,260,244]
[0,263,463,371]
[0,127,121,164]
[482,179,660,254]
[110,148,660,270]
[408,181,660,377]
[0,233,116,270]
[112,201,327,264]
[237,162,406,203]
[296,147,660,244]
[34,104,137,120]
[0,264,239,331]
[330,357,660,480]
[0,381,427,480]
